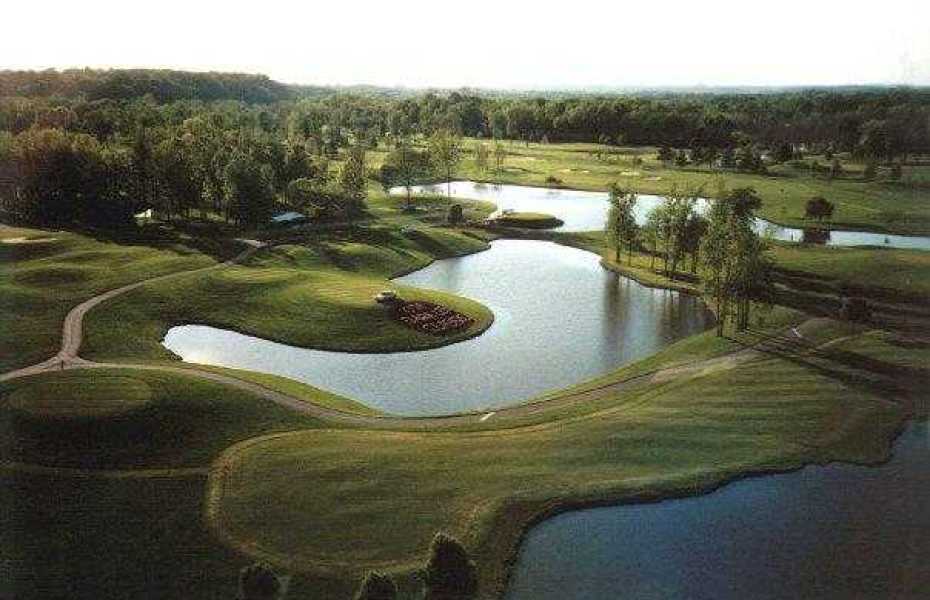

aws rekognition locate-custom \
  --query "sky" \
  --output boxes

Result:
[3,0,929,89]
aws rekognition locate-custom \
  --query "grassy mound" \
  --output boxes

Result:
[83,226,494,360]
[493,212,564,229]
[6,375,152,419]
[0,368,327,469]
[0,224,241,371]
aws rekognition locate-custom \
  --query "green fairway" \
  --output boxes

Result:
[82,225,494,361]
[0,368,333,469]
[0,224,241,371]
[210,325,924,591]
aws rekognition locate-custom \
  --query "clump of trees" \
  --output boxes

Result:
[701,187,773,334]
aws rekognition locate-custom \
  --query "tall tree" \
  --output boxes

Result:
[339,144,367,209]
[425,533,477,600]
[605,184,638,264]
[428,129,462,199]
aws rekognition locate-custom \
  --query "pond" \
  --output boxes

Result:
[507,420,930,599]
[163,240,713,416]
[398,181,930,250]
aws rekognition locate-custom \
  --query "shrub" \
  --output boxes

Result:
[239,562,283,600]
[354,571,397,600]
[805,196,834,221]
[544,175,563,186]
[425,532,477,599]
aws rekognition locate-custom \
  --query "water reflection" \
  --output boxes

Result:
[395,181,930,250]
[163,240,713,416]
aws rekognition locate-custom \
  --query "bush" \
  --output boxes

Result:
[239,562,283,600]
[544,175,563,186]
[354,571,397,600]
[840,297,871,322]
[448,203,464,226]
[425,532,477,599]
[805,196,834,221]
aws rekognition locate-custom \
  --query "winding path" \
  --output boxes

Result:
[0,237,826,430]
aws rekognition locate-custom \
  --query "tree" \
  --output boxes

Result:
[829,158,843,180]
[863,160,877,180]
[381,137,430,210]
[656,145,674,164]
[354,571,397,600]
[238,562,284,600]
[424,533,477,599]
[223,151,275,226]
[805,196,834,221]
[605,184,637,264]
[448,203,464,226]
[474,143,489,173]
[701,186,769,335]
[492,141,507,183]
[339,144,367,206]
[428,129,463,199]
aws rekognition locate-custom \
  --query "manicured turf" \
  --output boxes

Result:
[492,212,563,229]
[0,368,325,469]
[212,324,923,592]
[0,224,241,371]
[82,225,494,361]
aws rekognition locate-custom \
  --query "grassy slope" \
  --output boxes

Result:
[0,224,240,371]
[81,225,493,361]
[212,324,926,594]
[369,141,930,235]
[0,368,324,469]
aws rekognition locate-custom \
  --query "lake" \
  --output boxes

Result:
[507,420,930,600]
[163,240,713,416]
[398,181,930,250]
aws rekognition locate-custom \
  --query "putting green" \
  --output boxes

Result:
[5,375,153,419]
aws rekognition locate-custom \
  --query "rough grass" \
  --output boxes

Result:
[82,226,494,361]
[0,224,241,371]
[0,368,323,469]
[212,324,923,594]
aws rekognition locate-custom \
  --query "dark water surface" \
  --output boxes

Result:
[507,421,930,600]
[163,240,713,416]
[399,181,930,250]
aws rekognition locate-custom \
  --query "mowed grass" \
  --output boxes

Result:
[0,224,241,371]
[771,242,930,297]
[0,368,326,469]
[492,212,563,229]
[82,225,494,361]
[369,140,930,235]
[212,324,923,591]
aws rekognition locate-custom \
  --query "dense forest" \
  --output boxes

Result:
[1,68,928,228]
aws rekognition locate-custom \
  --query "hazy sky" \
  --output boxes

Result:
[3,0,929,89]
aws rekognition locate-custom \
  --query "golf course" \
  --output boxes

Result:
[2,66,930,600]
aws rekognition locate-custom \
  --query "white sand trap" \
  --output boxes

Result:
[645,176,663,181]
[620,171,642,177]
[1,237,58,245]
